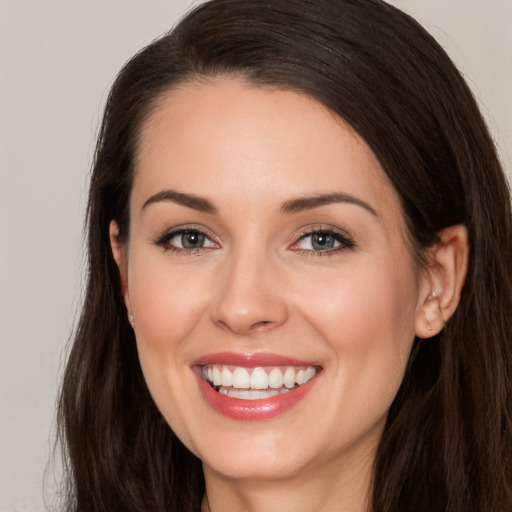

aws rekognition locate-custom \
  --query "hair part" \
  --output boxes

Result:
[58,1,512,511]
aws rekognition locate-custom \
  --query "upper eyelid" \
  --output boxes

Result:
[292,224,354,242]
[153,225,219,248]
[161,224,217,239]
[297,227,349,239]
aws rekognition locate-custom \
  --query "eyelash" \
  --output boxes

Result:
[290,226,355,258]
[153,226,218,255]
[153,225,355,257]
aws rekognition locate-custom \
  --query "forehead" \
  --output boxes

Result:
[133,79,400,219]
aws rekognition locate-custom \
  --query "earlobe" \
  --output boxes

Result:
[415,224,469,339]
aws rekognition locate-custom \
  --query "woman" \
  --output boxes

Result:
[58,0,512,511]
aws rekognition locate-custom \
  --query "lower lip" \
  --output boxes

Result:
[194,369,319,421]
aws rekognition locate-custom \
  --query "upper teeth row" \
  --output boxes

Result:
[201,365,317,390]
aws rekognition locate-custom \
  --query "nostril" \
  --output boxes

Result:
[250,320,275,332]
[215,318,276,334]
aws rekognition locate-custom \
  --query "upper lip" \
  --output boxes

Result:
[191,352,320,368]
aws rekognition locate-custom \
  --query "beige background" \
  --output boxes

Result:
[1,1,510,510]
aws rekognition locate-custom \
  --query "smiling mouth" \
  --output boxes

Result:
[200,364,319,400]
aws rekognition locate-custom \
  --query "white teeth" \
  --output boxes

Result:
[303,366,316,382]
[250,367,268,389]
[201,363,318,394]
[232,367,251,388]
[268,367,284,388]
[221,366,233,387]
[284,368,296,389]
[212,366,222,386]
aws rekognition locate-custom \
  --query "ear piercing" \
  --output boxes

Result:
[427,323,433,332]
[129,314,135,327]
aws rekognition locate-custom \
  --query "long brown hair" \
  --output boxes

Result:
[58,1,512,510]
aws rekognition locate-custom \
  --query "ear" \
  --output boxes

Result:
[415,224,469,339]
[109,220,132,321]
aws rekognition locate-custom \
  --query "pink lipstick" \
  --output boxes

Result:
[192,352,321,420]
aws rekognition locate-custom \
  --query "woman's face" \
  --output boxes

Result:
[114,80,429,483]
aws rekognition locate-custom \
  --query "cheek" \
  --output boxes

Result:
[126,251,213,408]
[294,255,418,415]
[298,255,418,344]
[128,254,211,352]
[126,251,215,445]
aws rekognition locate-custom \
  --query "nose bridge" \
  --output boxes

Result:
[212,242,288,334]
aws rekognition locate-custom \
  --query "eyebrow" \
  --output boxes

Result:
[280,193,378,216]
[141,189,377,217]
[141,189,217,214]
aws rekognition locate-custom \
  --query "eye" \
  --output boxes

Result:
[291,228,355,255]
[169,230,213,249]
[154,228,218,253]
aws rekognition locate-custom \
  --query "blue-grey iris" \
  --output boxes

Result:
[311,233,335,250]
[182,231,205,248]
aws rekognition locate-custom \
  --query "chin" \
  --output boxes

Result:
[201,445,311,481]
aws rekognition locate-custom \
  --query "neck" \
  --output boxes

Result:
[202,448,374,512]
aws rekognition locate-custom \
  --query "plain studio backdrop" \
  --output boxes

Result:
[0,1,510,510]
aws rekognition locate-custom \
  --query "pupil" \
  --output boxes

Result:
[312,233,334,250]
[182,232,204,248]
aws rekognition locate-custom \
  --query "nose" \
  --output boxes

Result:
[212,250,289,335]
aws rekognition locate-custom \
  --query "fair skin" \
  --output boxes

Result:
[110,79,468,512]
